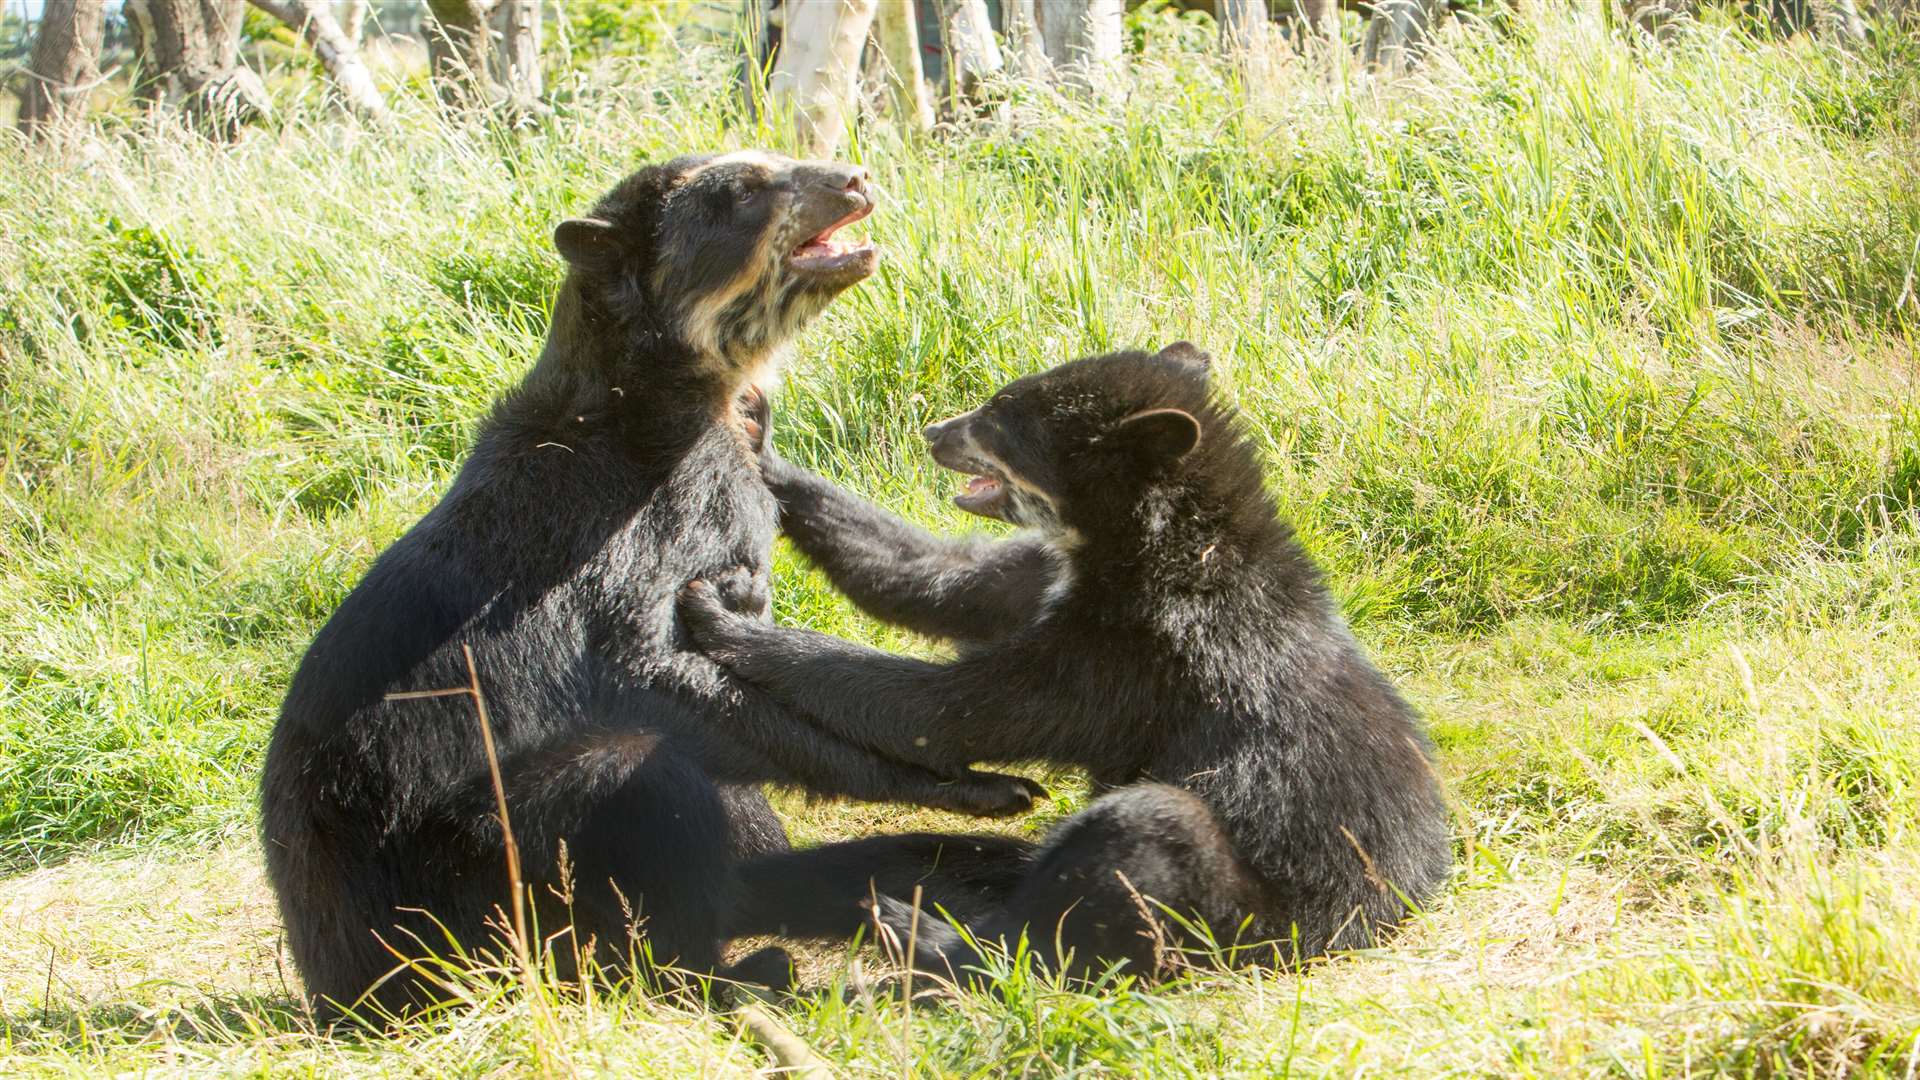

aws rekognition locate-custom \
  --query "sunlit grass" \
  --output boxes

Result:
[0,3,1917,1074]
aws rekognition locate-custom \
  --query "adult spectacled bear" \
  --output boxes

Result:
[260,152,1042,1018]
[682,344,1451,981]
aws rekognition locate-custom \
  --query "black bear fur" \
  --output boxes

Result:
[686,344,1451,981]
[261,152,1042,1017]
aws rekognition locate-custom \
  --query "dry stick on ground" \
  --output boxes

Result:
[735,1005,834,1080]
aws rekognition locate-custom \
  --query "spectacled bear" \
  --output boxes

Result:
[260,152,1044,1018]
[681,344,1451,981]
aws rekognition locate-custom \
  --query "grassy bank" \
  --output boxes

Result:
[1,5,1917,1075]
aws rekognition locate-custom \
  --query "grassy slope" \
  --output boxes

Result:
[2,7,1918,1075]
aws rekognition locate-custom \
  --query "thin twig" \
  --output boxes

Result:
[903,884,922,1073]
[461,644,535,985]
[1114,869,1177,978]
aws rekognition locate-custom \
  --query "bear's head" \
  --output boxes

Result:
[921,343,1250,538]
[554,151,878,384]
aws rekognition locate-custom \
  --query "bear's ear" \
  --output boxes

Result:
[1155,341,1212,376]
[554,217,622,271]
[1114,408,1201,464]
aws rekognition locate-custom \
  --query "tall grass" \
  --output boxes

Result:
[1,5,1917,1075]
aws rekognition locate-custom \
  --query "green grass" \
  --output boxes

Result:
[2,4,1919,1075]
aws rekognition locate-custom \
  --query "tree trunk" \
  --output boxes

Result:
[1293,0,1338,40]
[769,0,879,156]
[1004,0,1051,80]
[942,0,1005,101]
[873,1,934,133]
[16,0,108,139]
[340,0,368,43]
[247,0,386,118]
[491,0,545,109]
[125,0,270,137]
[1813,0,1867,41]
[1219,0,1271,70]
[1619,0,1694,42]
[1035,0,1122,92]
[1361,0,1444,72]
[425,0,504,107]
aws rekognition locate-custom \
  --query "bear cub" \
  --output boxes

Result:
[684,343,1452,980]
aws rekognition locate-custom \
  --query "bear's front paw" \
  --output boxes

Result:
[932,770,1051,819]
[734,383,773,457]
[708,564,770,620]
[677,580,752,662]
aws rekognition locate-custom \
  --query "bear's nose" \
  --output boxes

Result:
[923,414,964,449]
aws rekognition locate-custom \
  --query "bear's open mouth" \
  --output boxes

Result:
[789,202,877,273]
[952,468,1009,518]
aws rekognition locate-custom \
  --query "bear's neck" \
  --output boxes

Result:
[1065,449,1304,595]
[516,278,753,432]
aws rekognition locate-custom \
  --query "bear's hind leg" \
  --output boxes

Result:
[880,784,1258,985]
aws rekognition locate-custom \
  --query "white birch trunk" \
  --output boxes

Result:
[1219,0,1271,74]
[1004,0,1051,80]
[873,1,934,133]
[770,0,880,156]
[494,0,545,107]
[1036,0,1121,92]
[247,0,386,118]
[943,0,1004,99]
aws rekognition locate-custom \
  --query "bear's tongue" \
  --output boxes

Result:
[964,475,999,496]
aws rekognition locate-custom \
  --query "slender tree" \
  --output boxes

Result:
[423,0,543,113]
[1292,0,1339,40]
[942,0,1005,101]
[1219,0,1272,74]
[1036,0,1122,92]
[424,0,502,106]
[873,0,934,133]
[15,0,108,139]
[770,0,878,155]
[493,0,544,109]
[340,0,368,44]
[1363,0,1447,71]
[247,0,385,118]
[1004,0,1051,80]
